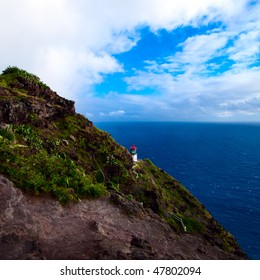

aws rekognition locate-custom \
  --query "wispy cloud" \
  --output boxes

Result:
[122,2,260,121]
[100,110,126,117]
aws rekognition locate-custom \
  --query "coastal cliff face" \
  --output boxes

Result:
[0,67,246,260]
[0,175,244,260]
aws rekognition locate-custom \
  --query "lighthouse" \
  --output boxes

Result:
[130,144,138,162]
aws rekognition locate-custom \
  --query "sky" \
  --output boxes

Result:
[0,0,259,122]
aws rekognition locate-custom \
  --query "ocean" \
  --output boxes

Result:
[96,122,260,260]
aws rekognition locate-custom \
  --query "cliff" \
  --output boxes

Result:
[0,67,246,259]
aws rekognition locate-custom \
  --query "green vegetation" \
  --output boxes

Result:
[0,67,243,255]
[1,66,49,89]
[0,127,107,203]
[14,124,44,150]
[0,126,15,142]
[0,63,131,203]
[129,159,208,232]
[96,169,105,183]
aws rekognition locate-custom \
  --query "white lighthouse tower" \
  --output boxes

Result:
[130,144,138,162]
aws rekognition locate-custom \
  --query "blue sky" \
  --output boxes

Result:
[0,0,259,122]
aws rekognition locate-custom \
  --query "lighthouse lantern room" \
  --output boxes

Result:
[130,144,138,162]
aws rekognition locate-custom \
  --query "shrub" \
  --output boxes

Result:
[0,143,107,203]
[13,125,43,149]
[107,182,120,192]
[2,66,39,80]
[2,66,49,89]
[52,187,74,204]
[0,126,15,142]
[96,169,105,183]
[84,183,107,199]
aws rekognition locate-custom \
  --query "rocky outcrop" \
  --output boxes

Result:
[0,175,245,260]
[0,77,75,125]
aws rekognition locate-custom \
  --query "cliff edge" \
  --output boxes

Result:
[0,67,246,259]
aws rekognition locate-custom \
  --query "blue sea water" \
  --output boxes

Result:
[96,122,260,260]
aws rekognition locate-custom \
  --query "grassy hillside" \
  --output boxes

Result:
[0,67,245,256]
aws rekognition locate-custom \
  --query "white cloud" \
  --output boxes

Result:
[0,1,248,86]
[124,65,260,120]
[0,0,259,121]
[176,32,229,65]
[85,112,94,118]
[122,1,260,121]
[35,48,123,99]
[228,30,260,70]
[109,110,126,117]
[219,96,260,114]
[99,110,126,117]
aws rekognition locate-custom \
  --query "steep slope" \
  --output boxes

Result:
[0,67,246,259]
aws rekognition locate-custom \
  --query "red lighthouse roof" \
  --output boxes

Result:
[130,144,137,150]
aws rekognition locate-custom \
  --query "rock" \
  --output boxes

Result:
[62,139,69,146]
[0,176,43,259]
[0,175,246,260]
[0,76,75,125]
[69,135,76,142]
[130,236,157,259]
